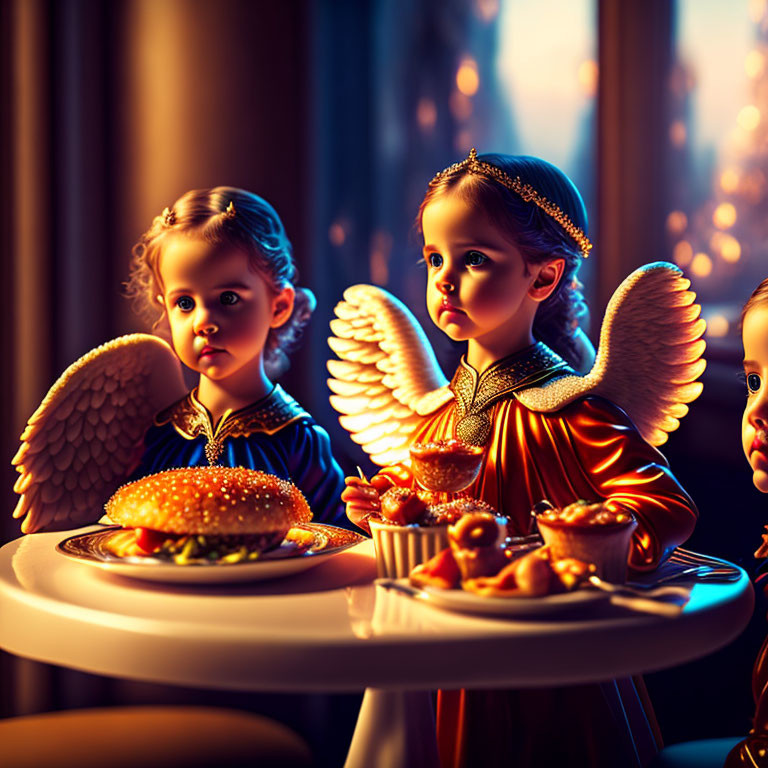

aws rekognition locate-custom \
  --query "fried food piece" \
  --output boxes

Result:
[448,512,509,579]
[409,548,461,590]
[379,486,428,525]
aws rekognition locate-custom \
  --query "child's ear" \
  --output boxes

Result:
[529,258,565,302]
[271,285,295,328]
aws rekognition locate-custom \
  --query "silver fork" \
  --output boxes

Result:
[628,561,742,589]
[671,548,735,568]
[648,564,742,584]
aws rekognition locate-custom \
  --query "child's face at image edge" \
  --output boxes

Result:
[158,235,290,385]
[421,191,550,352]
[742,302,768,493]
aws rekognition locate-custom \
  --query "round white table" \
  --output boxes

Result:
[0,527,755,767]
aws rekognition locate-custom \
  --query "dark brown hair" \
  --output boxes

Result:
[417,153,590,369]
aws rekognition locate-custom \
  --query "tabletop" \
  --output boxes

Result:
[0,527,755,693]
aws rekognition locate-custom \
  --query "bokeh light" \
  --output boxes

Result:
[369,230,393,286]
[746,49,765,78]
[577,60,598,97]
[456,57,480,96]
[737,104,761,130]
[329,220,346,247]
[416,98,437,132]
[712,202,737,229]
[474,0,500,22]
[706,314,729,337]
[666,210,688,235]
[673,240,694,267]
[720,167,741,193]
[691,252,713,277]
[450,91,473,121]
[710,231,742,263]
[669,120,687,147]
[455,129,473,153]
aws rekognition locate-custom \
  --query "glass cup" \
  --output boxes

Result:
[409,439,485,493]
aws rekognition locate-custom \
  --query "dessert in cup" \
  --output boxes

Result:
[347,439,494,578]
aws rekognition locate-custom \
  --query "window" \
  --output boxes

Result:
[670,0,768,345]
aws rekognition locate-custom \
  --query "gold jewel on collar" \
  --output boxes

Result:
[155,385,310,464]
[450,343,571,445]
[429,148,592,258]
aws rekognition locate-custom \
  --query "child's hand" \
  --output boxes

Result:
[342,475,392,532]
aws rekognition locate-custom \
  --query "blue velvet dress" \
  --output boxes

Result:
[130,385,347,528]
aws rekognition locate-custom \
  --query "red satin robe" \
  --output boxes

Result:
[377,388,698,768]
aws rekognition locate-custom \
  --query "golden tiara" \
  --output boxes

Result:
[429,148,592,257]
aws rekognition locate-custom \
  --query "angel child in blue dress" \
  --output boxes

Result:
[12,187,346,534]
[329,150,706,767]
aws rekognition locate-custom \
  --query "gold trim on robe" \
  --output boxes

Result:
[378,344,697,572]
[450,342,572,445]
[155,385,310,465]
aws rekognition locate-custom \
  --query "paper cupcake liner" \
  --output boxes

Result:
[368,519,449,578]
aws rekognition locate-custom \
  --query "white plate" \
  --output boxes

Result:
[56,524,365,584]
[418,582,609,617]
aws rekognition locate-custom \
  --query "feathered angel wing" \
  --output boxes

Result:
[516,262,706,446]
[12,334,187,533]
[327,284,451,466]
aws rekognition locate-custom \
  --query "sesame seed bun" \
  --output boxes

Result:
[105,467,312,535]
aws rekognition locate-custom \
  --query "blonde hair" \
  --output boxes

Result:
[125,186,315,378]
[742,277,768,329]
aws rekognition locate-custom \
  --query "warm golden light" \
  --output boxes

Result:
[710,231,742,263]
[691,252,713,277]
[722,239,742,262]
[666,210,688,235]
[750,0,767,24]
[712,202,737,229]
[577,60,598,97]
[706,315,729,337]
[329,221,346,247]
[746,49,765,78]
[713,231,742,263]
[738,104,761,131]
[673,240,694,267]
[450,91,473,121]
[456,58,480,96]
[416,98,437,132]
[669,120,687,147]
[720,167,741,193]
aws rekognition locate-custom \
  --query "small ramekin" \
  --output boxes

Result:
[537,517,638,583]
[368,519,449,578]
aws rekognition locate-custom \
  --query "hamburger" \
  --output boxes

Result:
[103,466,312,564]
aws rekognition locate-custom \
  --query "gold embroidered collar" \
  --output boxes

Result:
[449,342,571,445]
[155,385,309,464]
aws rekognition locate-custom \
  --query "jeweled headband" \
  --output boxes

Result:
[429,148,592,258]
